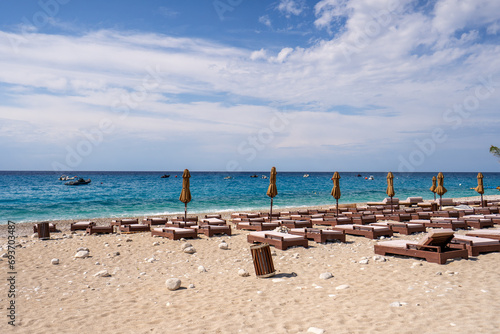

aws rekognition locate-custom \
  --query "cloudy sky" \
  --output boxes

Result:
[0,0,499,172]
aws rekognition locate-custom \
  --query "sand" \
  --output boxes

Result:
[2,195,500,333]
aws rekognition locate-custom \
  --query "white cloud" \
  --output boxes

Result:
[250,48,267,60]
[277,0,305,18]
[259,15,272,27]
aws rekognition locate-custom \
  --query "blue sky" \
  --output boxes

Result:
[0,0,499,172]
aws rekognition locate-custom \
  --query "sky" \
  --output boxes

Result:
[0,0,499,172]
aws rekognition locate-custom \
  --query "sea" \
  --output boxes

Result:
[1,171,499,224]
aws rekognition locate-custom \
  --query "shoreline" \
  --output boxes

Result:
[3,194,498,238]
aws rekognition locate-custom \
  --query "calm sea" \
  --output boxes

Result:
[1,171,499,224]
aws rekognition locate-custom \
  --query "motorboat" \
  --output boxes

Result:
[160,174,170,178]
[250,174,258,178]
[65,178,91,186]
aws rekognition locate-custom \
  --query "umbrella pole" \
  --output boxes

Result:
[390,196,393,213]
[439,195,442,210]
[184,203,187,223]
[336,198,339,216]
[434,193,436,201]
[270,198,273,220]
[481,194,484,207]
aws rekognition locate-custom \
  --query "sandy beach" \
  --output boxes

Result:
[2,195,500,334]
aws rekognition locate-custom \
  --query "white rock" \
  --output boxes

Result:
[94,270,111,277]
[373,255,386,262]
[153,242,160,246]
[198,265,207,273]
[180,242,192,251]
[31,233,38,239]
[359,259,369,265]
[390,301,402,307]
[219,242,229,250]
[412,262,422,267]
[307,327,325,334]
[183,247,196,254]
[319,272,333,280]
[238,269,250,277]
[335,284,350,290]
[51,258,59,265]
[1,253,8,258]
[74,250,90,259]
[166,278,181,291]
[146,257,156,263]
[188,284,195,289]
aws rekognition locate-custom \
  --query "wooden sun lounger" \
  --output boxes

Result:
[331,224,393,239]
[143,217,168,226]
[111,219,138,231]
[86,225,114,235]
[311,217,352,227]
[166,221,198,228]
[119,224,151,233]
[289,228,346,243]
[431,211,460,218]
[380,213,412,222]
[352,215,377,225]
[466,229,500,240]
[452,235,500,256]
[247,231,308,250]
[424,218,468,231]
[236,221,279,231]
[374,230,468,264]
[33,223,57,233]
[200,217,227,225]
[196,224,231,237]
[461,216,495,229]
[151,227,197,240]
[371,221,426,235]
[70,221,95,231]
[275,220,313,229]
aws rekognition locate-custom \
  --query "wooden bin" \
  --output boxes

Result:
[37,222,51,240]
[250,243,276,278]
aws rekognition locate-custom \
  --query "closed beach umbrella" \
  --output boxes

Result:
[435,172,447,210]
[179,169,192,222]
[266,167,278,219]
[386,172,395,213]
[475,172,484,207]
[331,172,341,216]
[429,176,437,200]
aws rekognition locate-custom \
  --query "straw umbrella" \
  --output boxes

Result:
[435,172,447,210]
[386,172,395,213]
[179,169,192,222]
[429,176,437,200]
[266,167,278,219]
[474,172,484,207]
[331,172,341,216]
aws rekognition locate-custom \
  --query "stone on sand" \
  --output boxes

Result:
[166,278,181,291]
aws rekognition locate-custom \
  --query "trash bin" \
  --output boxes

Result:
[37,222,50,240]
[250,243,276,278]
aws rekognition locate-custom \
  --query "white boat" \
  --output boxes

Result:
[368,175,374,180]
[303,174,310,178]
[59,175,76,181]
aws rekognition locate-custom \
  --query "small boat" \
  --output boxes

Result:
[65,178,91,186]
[250,174,258,178]
[367,175,374,180]
[356,174,362,177]
[59,175,76,181]
[160,174,170,178]
[303,174,309,178]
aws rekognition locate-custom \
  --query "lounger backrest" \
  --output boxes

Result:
[417,230,455,246]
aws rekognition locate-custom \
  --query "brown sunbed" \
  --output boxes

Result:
[143,217,168,226]
[311,216,352,227]
[423,218,468,230]
[111,218,138,230]
[151,227,197,240]
[247,231,308,250]
[466,229,500,240]
[196,224,231,237]
[371,221,426,235]
[200,217,227,225]
[460,215,495,229]
[352,215,377,225]
[452,235,500,256]
[236,221,279,231]
[119,224,151,233]
[374,229,468,264]
[86,225,114,235]
[166,221,198,228]
[33,223,57,233]
[70,221,95,231]
[331,224,393,239]
[289,228,346,243]
[276,220,313,229]
[380,213,412,222]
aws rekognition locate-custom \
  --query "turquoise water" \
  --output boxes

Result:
[1,171,499,223]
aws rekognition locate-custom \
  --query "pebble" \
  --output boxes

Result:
[166,278,181,291]
[238,269,250,277]
[412,262,422,267]
[188,284,195,289]
[74,250,90,259]
[181,243,192,251]
[198,266,207,273]
[319,272,333,280]
[307,327,325,334]
[373,255,386,262]
[153,242,160,246]
[146,257,155,263]
[335,284,350,290]
[183,247,196,254]
[51,258,59,265]
[359,259,369,265]
[436,271,442,275]
[31,233,38,239]
[219,242,229,250]
[0,253,8,258]
[390,301,403,307]
[94,270,111,277]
